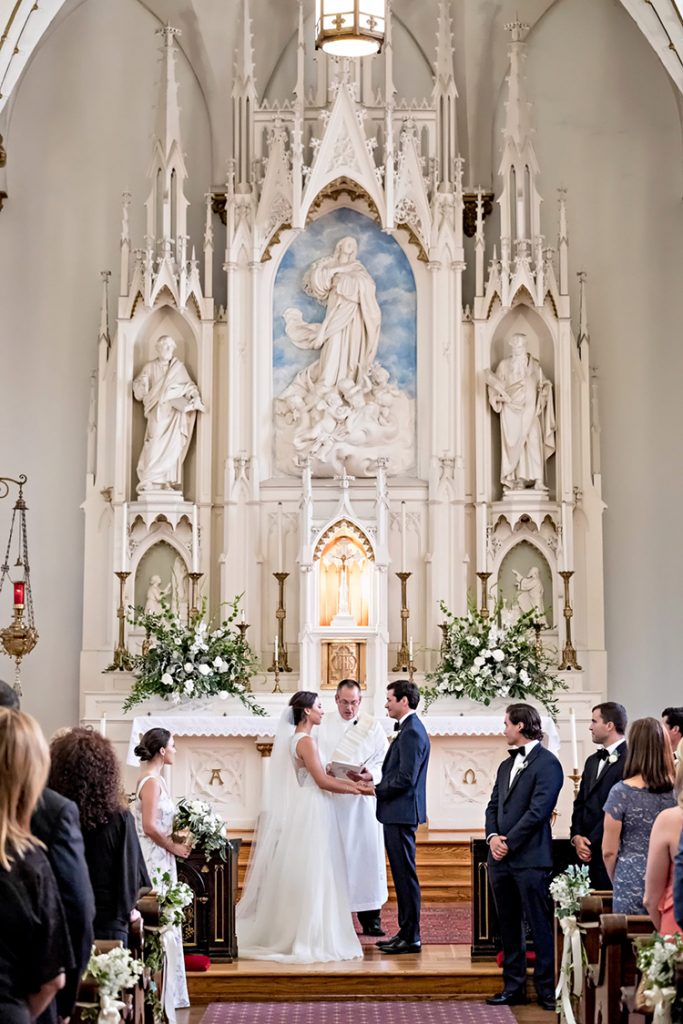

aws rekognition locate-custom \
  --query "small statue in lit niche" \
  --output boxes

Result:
[486,333,555,491]
[144,575,170,615]
[133,335,205,494]
[512,566,547,626]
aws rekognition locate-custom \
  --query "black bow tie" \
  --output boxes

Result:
[394,721,400,733]
[597,748,610,761]
[508,747,525,759]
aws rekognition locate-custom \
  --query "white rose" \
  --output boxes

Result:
[198,663,211,676]
[519,669,530,684]
[473,656,485,667]
[219,690,229,700]
[219,662,229,673]
[184,662,193,673]
[184,680,195,694]
[213,656,223,668]
[481,649,491,659]
[161,672,174,687]
[492,649,505,662]
[506,665,516,677]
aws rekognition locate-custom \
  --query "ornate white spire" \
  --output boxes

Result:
[98,270,111,357]
[145,26,188,252]
[497,19,541,245]
[232,0,258,187]
[433,0,458,188]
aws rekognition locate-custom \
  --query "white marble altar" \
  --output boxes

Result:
[78,10,607,831]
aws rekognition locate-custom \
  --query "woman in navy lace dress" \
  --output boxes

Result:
[603,717,675,913]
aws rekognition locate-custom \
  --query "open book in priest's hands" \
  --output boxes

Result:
[328,758,369,780]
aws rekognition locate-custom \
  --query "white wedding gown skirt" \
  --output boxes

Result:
[236,738,362,963]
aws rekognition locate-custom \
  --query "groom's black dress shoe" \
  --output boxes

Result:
[362,924,385,937]
[485,990,529,1006]
[380,939,422,955]
[376,934,400,948]
[537,994,557,1012]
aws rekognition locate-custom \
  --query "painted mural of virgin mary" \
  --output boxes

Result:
[282,236,381,393]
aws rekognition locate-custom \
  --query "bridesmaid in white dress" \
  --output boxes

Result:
[133,728,192,1017]
[236,692,374,963]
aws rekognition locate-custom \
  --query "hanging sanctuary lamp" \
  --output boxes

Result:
[315,0,385,57]
[0,475,38,693]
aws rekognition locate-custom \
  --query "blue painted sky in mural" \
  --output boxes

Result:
[273,208,416,398]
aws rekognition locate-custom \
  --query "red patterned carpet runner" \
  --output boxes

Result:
[356,904,471,945]
[201,1002,515,1024]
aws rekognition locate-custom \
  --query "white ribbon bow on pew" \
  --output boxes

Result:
[554,914,584,1024]
[97,991,126,1024]
[160,922,178,1024]
[644,984,676,1024]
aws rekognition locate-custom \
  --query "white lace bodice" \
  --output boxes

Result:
[290,733,318,788]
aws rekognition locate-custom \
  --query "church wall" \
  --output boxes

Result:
[0,0,211,734]
[493,0,683,716]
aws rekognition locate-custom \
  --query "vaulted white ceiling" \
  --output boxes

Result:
[2,0,683,119]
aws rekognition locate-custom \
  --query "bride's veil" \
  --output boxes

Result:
[236,706,298,920]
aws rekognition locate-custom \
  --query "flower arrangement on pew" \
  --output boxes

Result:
[550,865,593,1024]
[421,601,565,717]
[124,596,265,715]
[634,932,683,1023]
[144,871,195,1023]
[174,798,228,861]
[84,945,144,1022]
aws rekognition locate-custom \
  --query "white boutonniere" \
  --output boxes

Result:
[607,752,619,765]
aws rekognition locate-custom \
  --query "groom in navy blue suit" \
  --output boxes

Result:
[485,703,564,1011]
[373,680,430,955]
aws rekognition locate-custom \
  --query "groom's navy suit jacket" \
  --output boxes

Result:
[375,714,430,825]
[485,743,564,867]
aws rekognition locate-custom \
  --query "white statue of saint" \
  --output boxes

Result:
[486,333,556,491]
[144,574,170,615]
[170,555,189,623]
[282,236,381,392]
[512,566,547,626]
[133,335,205,494]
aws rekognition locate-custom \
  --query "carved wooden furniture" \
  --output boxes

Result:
[177,839,242,962]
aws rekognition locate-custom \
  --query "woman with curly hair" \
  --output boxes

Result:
[49,727,150,943]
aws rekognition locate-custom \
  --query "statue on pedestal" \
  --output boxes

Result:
[133,336,205,494]
[486,333,555,491]
[144,574,170,615]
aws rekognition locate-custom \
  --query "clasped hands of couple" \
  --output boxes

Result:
[326,763,375,795]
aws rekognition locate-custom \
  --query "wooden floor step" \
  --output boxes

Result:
[186,944,502,1003]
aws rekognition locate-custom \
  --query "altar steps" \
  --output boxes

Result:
[186,944,502,1003]
[232,831,473,903]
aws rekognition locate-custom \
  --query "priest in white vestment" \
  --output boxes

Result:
[317,680,389,936]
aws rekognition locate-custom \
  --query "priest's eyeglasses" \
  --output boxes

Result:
[338,698,361,708]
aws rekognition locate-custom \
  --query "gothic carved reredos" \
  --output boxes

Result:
[312,518,375,564]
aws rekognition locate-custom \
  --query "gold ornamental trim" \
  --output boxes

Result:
[312,518,374,563]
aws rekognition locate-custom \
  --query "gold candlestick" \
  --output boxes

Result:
[236,620,250,642]
[558,570,582,670]
[569,769,582,797]
[477,572,492,621]
[272,654,282,693]
[269,572,292,673]
[105,571,133,672]
[188,572,203,622]
[392,571,412,672]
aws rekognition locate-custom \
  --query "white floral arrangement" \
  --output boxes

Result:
[174,798,228,861]
[550,864,593,919]
[85,944,144,1021]
[634,932,683,1023]
[151,869,194,928]
[124,596,265,715]
[550,865,593,1023]
[422,601,566,717]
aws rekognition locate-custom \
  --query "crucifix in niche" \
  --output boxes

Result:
[319,535,369,627]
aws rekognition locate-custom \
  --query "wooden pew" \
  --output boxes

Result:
[594,913,655,1024]
[137,894,164,1024]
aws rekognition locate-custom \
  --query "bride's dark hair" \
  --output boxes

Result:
[289,691,318,725]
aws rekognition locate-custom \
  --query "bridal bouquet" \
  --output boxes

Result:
[124,596,265,715]
[421,601,565,717]
[174,797,228,861]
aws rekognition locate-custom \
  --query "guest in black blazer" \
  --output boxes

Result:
[0,682,95,1024]
[484,703,564,1011]
[570,701,628,890]
[373,680,430,955]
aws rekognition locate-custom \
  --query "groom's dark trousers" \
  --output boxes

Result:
[485,743,564,1000]
[375,714,430,944]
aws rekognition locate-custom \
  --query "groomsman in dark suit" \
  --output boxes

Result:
[374,680,430,955]
[570,701,628,890]
[485,703,564,1011]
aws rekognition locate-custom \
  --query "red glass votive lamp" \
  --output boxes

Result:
[13,581,25,608]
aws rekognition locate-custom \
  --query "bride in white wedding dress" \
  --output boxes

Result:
[236,691,373,963]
